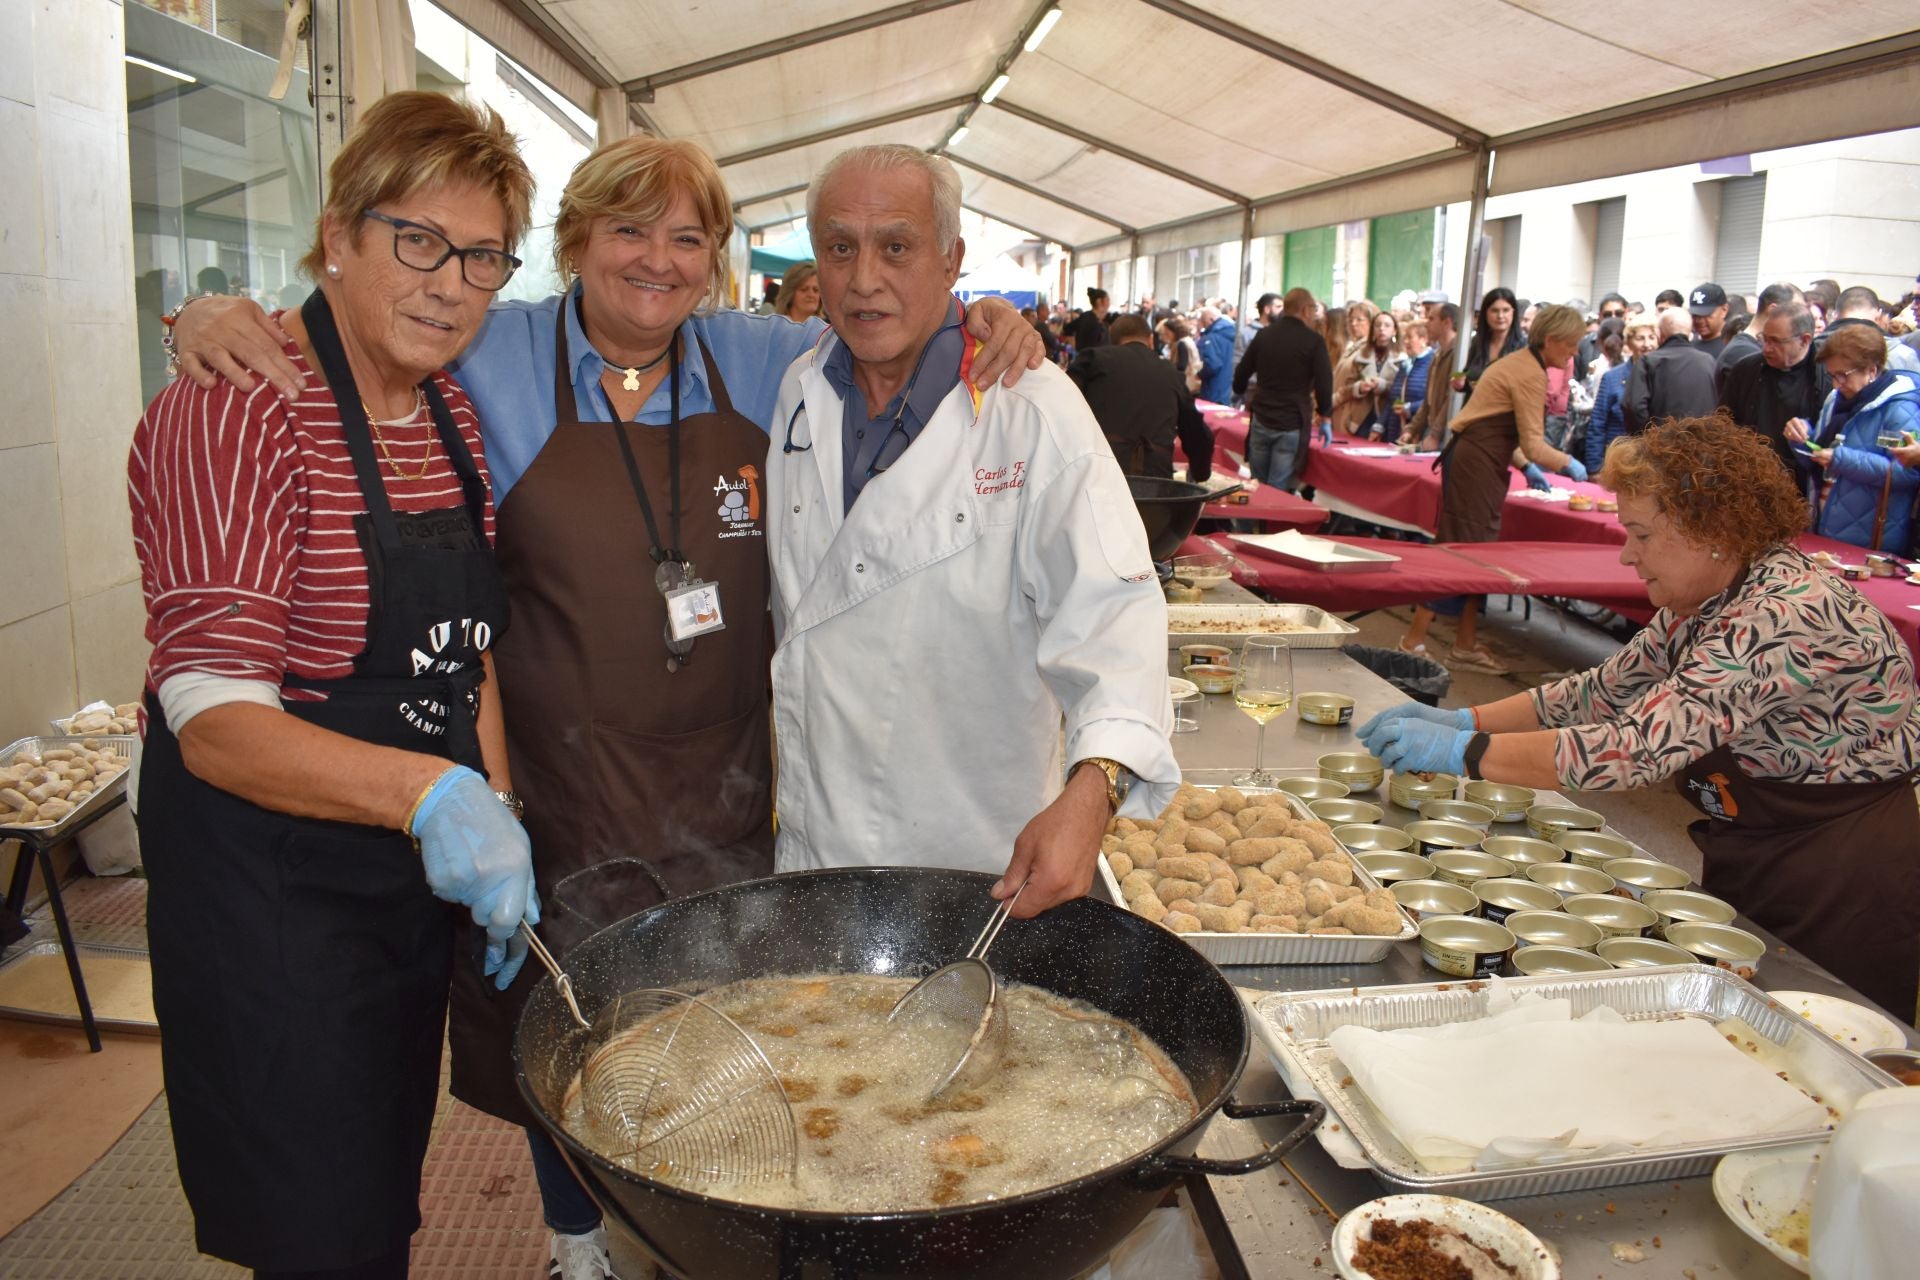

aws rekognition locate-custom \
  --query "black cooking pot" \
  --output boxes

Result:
[515,867,1320,1280]
[1127,476,1242,562]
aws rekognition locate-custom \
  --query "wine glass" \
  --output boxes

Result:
[1232,637,1294,787]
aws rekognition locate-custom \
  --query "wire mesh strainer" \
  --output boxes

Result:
[887,880,1027,1099]
[577,988,798,1184]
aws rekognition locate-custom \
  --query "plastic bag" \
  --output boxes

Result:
[1105,1196,1219,1280]
[1343,644,1452,706]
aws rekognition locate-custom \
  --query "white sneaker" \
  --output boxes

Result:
[549,1225,614,1280]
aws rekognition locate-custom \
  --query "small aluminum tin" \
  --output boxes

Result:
[1866,554,1899,578]
[1311,797,1384,826]
[1186,663,1234,694]
[1419,915,1515,980]
[1525,861,1615,898]
[1525,804,1605,839]
[1863,1048,1920,1083]
[1470,877,1562,924]
[1406,821,1488,860]
[1427,849,1512,889]
[1178,643,1233,665]
[1318,751,1385,793]
[1839,563,1872,582]
[1463,781,1536,823]
[1389,771,1459,809]
[1642,888,1738,936]
[1480,834,1565,869]
[1419,798,1496,830]
[1509,944,1614,976]
[1504,909,1605,951]
[1297,692,1355,726]
[1333,823,1415,853]
[1596,936,1697,968]
[1561,892,1658,939]
[1390,878,1481,921]
[1355,851,1436,885]
[1555,829,1635,872]
[1603,858,1690,899]
[1274,776,1351,803]
[1664,921,1767,977]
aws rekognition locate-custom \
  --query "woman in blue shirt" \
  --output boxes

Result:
[168,133,1041,1280]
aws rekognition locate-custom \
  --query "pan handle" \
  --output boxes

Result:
[1150,1097,1326,1179]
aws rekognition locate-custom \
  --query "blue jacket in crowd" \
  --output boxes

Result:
[1813,370,1920,552]
[1198,316,1239,404]
[1586,361,1633,474]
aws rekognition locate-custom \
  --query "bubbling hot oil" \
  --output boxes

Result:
[561,973,1197,1212]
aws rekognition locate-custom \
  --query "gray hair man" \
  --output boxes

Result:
[1720,299,1828,498]
[1626,306,1718,435]
[1716,282,1804,387]
[769,144,1178,918]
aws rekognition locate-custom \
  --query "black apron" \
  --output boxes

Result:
[1678,744,1920,1022]
[447,309,776,1126]
[140,290,509,1272]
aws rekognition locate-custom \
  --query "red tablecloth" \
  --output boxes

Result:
[1201,484,1328,530]
[1800,535,1920,660]
[1299,438,1626,543]
[1463,542,1655,621]
[1198,403,1248,457]
[1180,534,1518,610]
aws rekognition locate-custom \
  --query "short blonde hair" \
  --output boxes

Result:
[301,92,532,283]
[551,136,734,306]
[1527,303,1585,353]
[773,262,818,318]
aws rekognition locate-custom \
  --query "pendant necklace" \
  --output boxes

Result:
[616,344,672,392]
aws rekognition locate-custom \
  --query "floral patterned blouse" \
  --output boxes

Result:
[1532,546,1920,790]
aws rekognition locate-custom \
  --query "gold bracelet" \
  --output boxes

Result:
[403,766,461,844]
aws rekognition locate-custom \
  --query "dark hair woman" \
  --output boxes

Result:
[1462,287,1525,394]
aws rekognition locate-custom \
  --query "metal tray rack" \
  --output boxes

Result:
[1096,772,1420,966]
[0,735,135,840]
[1166,602,1359,650]
[1253,965,1897,1199]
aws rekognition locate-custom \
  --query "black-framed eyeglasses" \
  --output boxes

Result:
[361,209,522,291]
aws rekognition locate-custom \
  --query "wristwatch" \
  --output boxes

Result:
[495,789,525,821]
[1076,757,1133,813]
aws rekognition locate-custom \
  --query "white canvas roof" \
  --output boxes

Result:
[479,0,1920,252]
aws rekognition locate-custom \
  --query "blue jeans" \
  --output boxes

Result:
[527,1126,602,1234]
[1246,422,1302,491]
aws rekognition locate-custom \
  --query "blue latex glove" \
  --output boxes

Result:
[1522,463,1551,492]
[412,765,539,988]
[1371,719,1473,777]
[1317,419,1334,448]
[1562,457,1589,484]
[1357,703,1473,754]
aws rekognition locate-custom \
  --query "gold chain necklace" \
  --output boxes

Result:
[360,387,431,481]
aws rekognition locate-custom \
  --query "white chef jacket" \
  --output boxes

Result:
[767,331,1180,874]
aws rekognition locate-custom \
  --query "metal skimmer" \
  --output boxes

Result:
[887,880,1028,1100]
[519,922,588,1030]
[577,988,798,1184]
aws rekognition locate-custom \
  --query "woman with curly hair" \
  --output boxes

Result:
[1362,415,1920,1017]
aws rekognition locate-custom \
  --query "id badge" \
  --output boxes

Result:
[665,578,727,641]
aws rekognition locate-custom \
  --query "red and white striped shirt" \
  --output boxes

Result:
[129,345,497,698]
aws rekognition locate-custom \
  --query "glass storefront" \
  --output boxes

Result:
[126,0,319,403]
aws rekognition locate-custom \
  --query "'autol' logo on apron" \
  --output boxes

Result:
[715,465,763,539]
[1686,771,1739,821]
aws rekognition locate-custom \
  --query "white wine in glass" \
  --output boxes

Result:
[1233,638,1293,787]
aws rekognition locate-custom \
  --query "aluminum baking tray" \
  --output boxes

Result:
[1097,772,1419,966]
[0,735,134,840]
[0,939,157,1034]
[1166,602,1360,649]
[1252,965,1896,1199]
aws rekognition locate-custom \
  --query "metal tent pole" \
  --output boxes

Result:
[1445,147,1494,414]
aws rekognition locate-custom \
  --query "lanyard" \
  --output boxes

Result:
[610,339,683,568]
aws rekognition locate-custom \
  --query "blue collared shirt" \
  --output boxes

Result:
[449,281,828,501]
[822,299,965,513]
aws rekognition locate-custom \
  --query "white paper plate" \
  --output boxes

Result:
[1333,1194,1559,1280]
[1711,1141,1823,1274]
[1167,676,1199,699]
[1769,991,1908,1054]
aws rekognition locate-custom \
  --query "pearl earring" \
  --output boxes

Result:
[326,263,340,277]
[1711,551,1722,560]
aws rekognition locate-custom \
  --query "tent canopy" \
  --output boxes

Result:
[489,0,1920,252]
[749,225,814,276]
[954,254,1045,308]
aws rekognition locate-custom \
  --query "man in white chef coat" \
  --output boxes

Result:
[766,144,1179,918]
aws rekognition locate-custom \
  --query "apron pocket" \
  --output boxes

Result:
[588,706,772,864]
[276,824,444,997]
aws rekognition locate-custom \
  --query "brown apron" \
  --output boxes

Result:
[1435,414,1515,543]
[448,312,776,1125]
[1678,744,1920,1022]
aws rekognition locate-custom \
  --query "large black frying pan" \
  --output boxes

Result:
[515,866,1320,1280]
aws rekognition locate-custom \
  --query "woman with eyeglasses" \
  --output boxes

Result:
[167,131,1041,1280]
[129,93,538,1279]
[1804,322,1920,552]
